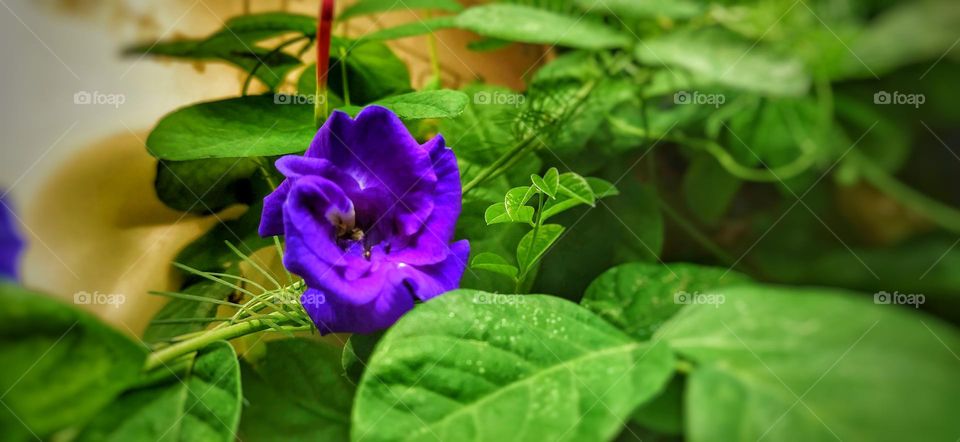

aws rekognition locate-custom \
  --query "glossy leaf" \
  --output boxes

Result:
[470,252,519,279]
[0,283,146,439]
[76,341,240,442]
[658,285,960,441]
[352,291,675,441]
[517,224,565,275]
[581,262,749,340]
[453,4,631,50]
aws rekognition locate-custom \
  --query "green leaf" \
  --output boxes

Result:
[342,331,386,386]
[504,186,536,221]
[239,338,354,441]
[125,13,315,89]
[329,39,412,104]
[556,172,594,205]
[339,0,463,21]
[635,28,810,96]
[483,202,534,225]
[76,341,240,442]
[470,252,519,279]
[369,90,469,119]
[359,17,457,42]
[576,0,705,19]
[838,0,960,79]
[0,283,146,439]
[147,95,314,161]
[585,177,618,198]
[540,174,616,222]
[453,4,631,50]
[154,158,261,213]
[220,12,317,39]
[530,167,559,199]
[142,280,236,344]
[352,291,676,441]
[581,262,749,340]
[658,285,960,441]
[517,224,565,275]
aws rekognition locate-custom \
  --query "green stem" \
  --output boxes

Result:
[241,35,310,96]
[144,312,301,371]
[853,150,960,234]
[655,195,739,269]
[339,47,351,106]
[463,80,597,195]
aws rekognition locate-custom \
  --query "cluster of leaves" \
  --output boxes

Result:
[473,168,618,291]
[4,0,960,441]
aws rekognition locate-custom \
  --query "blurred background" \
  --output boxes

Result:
[0,0,546,334]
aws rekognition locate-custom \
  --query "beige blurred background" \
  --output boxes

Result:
[0,0,545,335]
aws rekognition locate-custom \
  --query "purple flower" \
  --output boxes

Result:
[259,106,469,334]
[0,194,23,281]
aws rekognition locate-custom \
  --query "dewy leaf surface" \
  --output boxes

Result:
[353,291,675,442]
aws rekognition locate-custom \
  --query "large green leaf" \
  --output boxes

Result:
[367,90,469,119]
[453,4,631,50]
[576,0,704,19]
[352,291,675,441]
[658,285,960,441]
[581,263,749,340]
[125,13,315,89]
[0,283,146,439]
[339,0,463,21]
[154,158,261,213]
[76,341,241,442]
[142,280,236,344]
[635,28,810,96]
[328,39,412,104]
[147,95,314,161]
[239,338,354,441]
